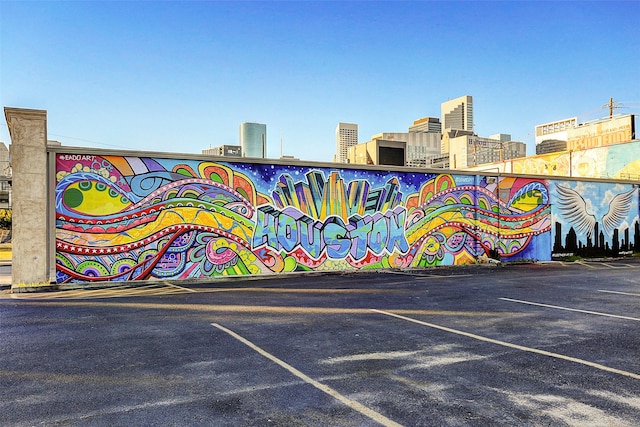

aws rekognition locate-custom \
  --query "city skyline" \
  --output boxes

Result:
[1,1,639,162]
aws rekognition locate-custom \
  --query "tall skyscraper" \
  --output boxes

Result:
[335,122,358,163]
[239,122,267,158]
[441,95,473,132]
[409,117,442,133]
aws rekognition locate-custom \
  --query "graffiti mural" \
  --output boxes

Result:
[552,181,639,258]
[55,154,552,283]
[470,140,640,180]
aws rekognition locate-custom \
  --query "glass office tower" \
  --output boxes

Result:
[239,122,267,158]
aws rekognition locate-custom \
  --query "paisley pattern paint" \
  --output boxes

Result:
[55,153,555,283]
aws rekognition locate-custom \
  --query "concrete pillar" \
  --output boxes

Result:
[4,107,53,291]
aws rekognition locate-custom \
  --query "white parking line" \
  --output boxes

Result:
[574,261,600,269]
[385,271,474,278]
[9,283,192,300]
[211,323,403,427]
[598,289,640,297]
[499,298,640,321]
[163,281,198,292]
[575,261,635,269]
[371,309,640,380]
[600,263,632,269]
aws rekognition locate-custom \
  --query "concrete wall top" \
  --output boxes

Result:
[47,143,640,187]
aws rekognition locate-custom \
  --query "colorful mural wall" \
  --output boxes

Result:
[551,181,639,258]
[467,139,640,180]
[54,153,554,283]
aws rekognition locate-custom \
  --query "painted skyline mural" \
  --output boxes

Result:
[54,154,553,283]
[551,181,639,258]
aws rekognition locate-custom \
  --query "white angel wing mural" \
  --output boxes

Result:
[556,184,637,238]
[602,189,635,235]
[555,184,596,237]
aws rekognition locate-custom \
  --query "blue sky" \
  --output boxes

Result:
[1,1,639,162]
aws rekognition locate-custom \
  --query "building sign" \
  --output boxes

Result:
[567,115,634,151]
[468,138,502,149]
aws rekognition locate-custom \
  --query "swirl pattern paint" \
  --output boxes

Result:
[55,154,552,283]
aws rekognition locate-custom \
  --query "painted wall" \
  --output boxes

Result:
[467,139,640,180]
[551,181,639,259]
[54,153,556,283]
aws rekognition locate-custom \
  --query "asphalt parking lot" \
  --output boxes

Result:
[1,260,639,426]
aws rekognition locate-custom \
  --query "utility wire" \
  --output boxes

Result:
[47,133,130,150]
[0,123,130,149]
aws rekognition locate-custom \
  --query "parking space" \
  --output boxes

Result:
[1,261,639,425]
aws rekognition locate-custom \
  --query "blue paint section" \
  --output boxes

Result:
[252,205,409,261]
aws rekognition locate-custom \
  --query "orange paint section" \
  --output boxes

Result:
[102,156,135,176]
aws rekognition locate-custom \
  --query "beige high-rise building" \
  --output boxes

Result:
[364,132,441,168]
[409,116,442,133]
[0,142,9,208]
[449,135,526,169]
[347,116,442,168]
[441,95,473,133]
[335,122,358,163]
[348,139,406,167]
